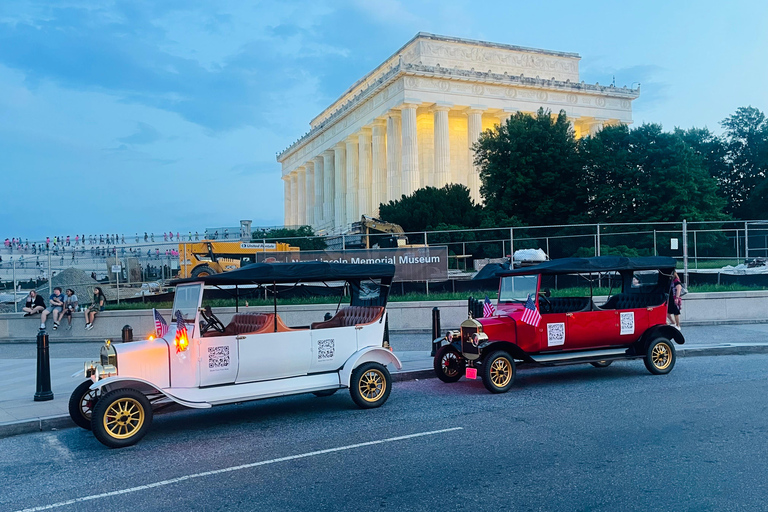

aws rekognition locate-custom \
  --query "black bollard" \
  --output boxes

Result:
[122,324,133,343]
[34,330,54,402]
[430,307,441,357]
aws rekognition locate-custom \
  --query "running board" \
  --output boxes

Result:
[529,348,632,365]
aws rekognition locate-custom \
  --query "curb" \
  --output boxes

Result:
[2,344,767,440]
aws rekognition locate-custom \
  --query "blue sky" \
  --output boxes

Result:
[1,0,766,240]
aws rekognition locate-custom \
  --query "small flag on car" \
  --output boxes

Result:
[521,294,542,327]
[174,310,189,352]
[153,308,169,337]
[483,296,496,317]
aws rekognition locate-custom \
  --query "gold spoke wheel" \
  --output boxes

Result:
[358,369,386,403]
[651,343,672,370]
[103,398,145,439]
[489,357,512,388]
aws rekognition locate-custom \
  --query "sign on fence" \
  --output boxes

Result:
[253,247,449,282]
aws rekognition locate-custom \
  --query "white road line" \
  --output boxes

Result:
[17,426,463,512]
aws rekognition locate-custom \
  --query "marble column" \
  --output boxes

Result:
[371,119,387,216]
[433,105,451,187]
[322,150,335,229]
[304,161,315,226]
[400,104,419,196]
[358,128,372,218]
[289,172,298,226]
[497,109,515,126]
[467,109,483,204]
[386,111,402,201]
[345,135,359,225]
[589,120,604,136]
[333,144,347,229]
[295,167,306,226]
[282,175,292,226]
[313,156,324,228]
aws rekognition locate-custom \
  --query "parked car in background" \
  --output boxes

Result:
[70,262,400,448]
[433,256,685,393]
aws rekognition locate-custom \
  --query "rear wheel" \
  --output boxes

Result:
[644,337,676,375]
[91,388,153,448]
[433,345,465,383]
[591,360,613,368]
[68,380,101,430]
[349,362,391,409]
[480,351,516,394]
[191,265,217,278]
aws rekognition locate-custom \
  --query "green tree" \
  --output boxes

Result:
[252,226,326,250]
[580,123,726,223]
[474,108,585,226]
[720,106,768,218]
[378,184,484,232]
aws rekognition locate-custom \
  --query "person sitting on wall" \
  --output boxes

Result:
[84,286,105,331]
[41,287,65,330]
[22,290,45,316]
[62,288,79,330]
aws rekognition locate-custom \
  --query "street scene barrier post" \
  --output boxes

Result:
[431,307,441,357]
[33,330,53,402]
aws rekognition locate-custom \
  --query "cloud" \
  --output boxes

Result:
[118,122,161,144]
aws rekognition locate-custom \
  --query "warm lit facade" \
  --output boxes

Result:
[277,33,640,232]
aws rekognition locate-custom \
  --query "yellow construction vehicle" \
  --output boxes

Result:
[179,240,299,278]
[350,215,410,249]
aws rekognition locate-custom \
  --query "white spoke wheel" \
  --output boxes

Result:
[68,380,102,430]
[644,337,676,375]
[91,388,153,448]
[481,351,516,394]
[350,362,392,409]
[433,345,465,383]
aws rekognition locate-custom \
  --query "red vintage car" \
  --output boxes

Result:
[433,256,685,393]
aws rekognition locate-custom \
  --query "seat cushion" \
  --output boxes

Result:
[226,313,272,335]
[311,306,384,329]
[548,297,591,314]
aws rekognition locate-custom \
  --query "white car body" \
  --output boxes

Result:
[86,282,401,408]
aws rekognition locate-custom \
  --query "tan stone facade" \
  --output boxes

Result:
[277,33,640,232]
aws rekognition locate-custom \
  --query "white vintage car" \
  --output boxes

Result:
[69,262,401,448]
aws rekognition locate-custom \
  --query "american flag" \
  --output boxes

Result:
[153,309,168,337]
[174,310,189,353]
[483,296,496,317]
[521,294,542,327]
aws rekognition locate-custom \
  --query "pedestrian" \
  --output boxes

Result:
[41,287,65,330]
[22,290,45,316]
[62,288,78,329]
[85,286,105,330]
[667,270,683,330]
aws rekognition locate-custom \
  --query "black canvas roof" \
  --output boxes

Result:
[497,256,678,277]
[171,261,396,286]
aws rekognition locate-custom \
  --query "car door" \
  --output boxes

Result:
[199,335,239,387]
[565,309,620,349]
[236,329,312,384]
[309,325,358,374]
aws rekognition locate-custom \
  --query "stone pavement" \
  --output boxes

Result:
[1,324,766,438]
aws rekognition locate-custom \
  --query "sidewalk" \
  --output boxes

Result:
[1,324,767,438]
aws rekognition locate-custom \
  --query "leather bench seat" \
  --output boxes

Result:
[548,297,592,314]
[311,306,385,329]
[601,293,666,310]
[224,312,273,335]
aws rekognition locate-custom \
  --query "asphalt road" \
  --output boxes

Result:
[1,354,767,512]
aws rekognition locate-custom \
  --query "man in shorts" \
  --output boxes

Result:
[41,287,65,330]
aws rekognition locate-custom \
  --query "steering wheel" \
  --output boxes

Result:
[200,306,226,334]
[538,294,553,314]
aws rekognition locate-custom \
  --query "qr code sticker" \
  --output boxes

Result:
[547,322,565,347]
[620,312,635,335]
[317,339,334,361]
[208,345,230,369]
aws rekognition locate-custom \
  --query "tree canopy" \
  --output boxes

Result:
[378,184,485,232]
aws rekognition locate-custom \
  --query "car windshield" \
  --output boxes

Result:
[172,283,202,321]
[499,275,538,303]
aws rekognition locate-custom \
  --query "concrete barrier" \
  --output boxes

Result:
[0,291,766,342]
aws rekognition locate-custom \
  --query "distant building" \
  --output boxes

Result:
[277,32,639,232]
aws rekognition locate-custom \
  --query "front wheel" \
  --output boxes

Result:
[433,345,465,383]
[91,388,153,448]
[644,337,676,375]
[68,380,101,430]
[349,362,391,409]
[481,351,516,394]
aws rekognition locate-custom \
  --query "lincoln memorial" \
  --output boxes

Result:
[277,33,640,232]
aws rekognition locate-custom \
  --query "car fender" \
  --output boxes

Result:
[340,347,402,388]
[641,324,685,347]
[89,376,211,409]
[478,340,530,362]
